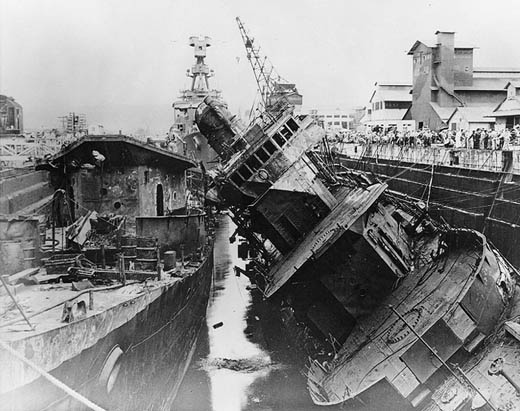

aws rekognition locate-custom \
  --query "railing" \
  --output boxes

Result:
[337,143,520,174]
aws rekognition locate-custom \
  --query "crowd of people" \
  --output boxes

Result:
[335,125,520,150]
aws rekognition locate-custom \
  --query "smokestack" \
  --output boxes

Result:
[434,31,455,92]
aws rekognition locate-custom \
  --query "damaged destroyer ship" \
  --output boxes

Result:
[0,37,218,411]
[192,46,520,411]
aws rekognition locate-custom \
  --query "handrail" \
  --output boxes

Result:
[0,339,107,411]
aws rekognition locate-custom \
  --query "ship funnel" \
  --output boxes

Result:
[195,96,246,161]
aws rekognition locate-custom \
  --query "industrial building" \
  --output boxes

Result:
[490,81,520,129]
[307,108,353,133]
[403,31,520,131]
[0,95,23,135]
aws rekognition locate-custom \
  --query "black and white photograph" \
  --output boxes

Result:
[1,1,520,410]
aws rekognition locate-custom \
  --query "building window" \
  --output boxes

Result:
[385,101,411,110]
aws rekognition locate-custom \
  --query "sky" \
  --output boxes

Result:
[1,0,520,134]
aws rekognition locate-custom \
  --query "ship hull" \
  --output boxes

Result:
[1,247,213,411]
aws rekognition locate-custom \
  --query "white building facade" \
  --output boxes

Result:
[307,109,354,134]
[362,83,415,132]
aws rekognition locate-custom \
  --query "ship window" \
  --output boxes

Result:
[279,125,292,139]
[263,140,277,155]
[238,165,252,180]
[231,172,245,186]
[246,156,262,171]
[286,118,299,133]
[255,148,270,163]
[272,132,287,147]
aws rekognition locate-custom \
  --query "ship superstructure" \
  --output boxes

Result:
[170,36,222,166]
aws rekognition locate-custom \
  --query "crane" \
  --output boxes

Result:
[236,17,301,120]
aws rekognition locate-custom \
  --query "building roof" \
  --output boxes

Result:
[37,134,197,172]
[369,84,413,103]
[429,103,456,121]
[407,40,431,55]
[0,95,22,109]
[490,98,520,117]
[407,39,474,55]
[455,77,512,91]
[448,106,496,123]
[376,82,412,87]
[505,81,520,89]
[474,67,520,74]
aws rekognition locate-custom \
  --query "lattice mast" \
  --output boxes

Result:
[235,17,288,113]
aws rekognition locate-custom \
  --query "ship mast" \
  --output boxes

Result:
[186,36,214,97]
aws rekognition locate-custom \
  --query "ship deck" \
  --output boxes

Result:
[0,262,200,342]
[264,183,387,297]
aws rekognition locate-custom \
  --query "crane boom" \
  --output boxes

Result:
[236,17,300,118]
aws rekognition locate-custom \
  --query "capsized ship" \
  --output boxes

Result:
[194,95,520,410]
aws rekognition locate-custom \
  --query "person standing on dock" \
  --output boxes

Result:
[489,129,498,150]
[502,128,511,150]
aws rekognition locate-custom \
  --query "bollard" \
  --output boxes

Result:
[164,251,177,271]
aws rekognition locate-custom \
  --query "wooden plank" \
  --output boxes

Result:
[6,267,40,285]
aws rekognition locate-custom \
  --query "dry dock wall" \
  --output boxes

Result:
[0,216,41,275]
[0,169,52,215]
[339,144,520,267]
